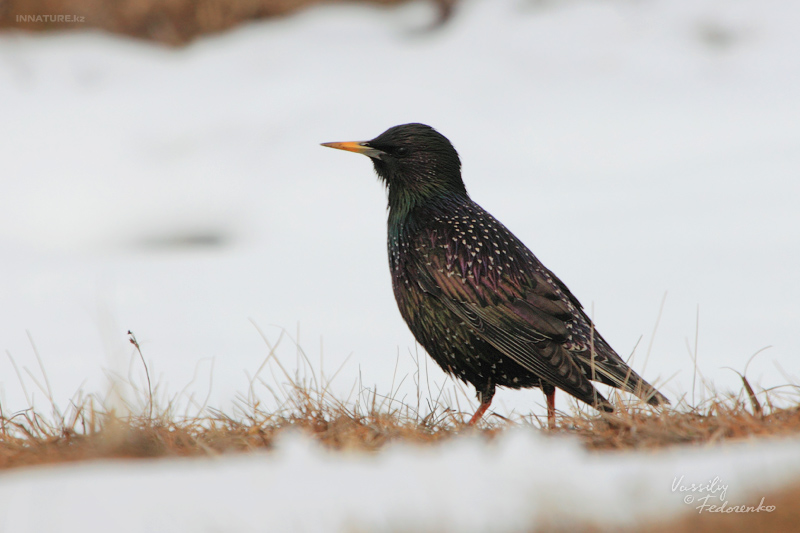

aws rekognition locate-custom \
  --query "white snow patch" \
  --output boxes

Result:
[0,0,799,479]
[0,430,797,532]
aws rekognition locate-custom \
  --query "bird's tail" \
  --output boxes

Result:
[575,340,670,407]
[592,361,669,406]
[624,371,670,406]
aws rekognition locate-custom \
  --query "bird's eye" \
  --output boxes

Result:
[396,146,409,156]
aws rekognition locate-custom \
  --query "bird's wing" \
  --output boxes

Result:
[409,233,609,409]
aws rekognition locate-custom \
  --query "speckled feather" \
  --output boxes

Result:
[389,194,668,409]
[325,123,668,414]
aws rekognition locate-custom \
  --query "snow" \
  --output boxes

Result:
[1,0,798,417]
[0,430,798,532]
[1,0,799,526]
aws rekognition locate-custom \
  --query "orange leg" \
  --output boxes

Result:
[468,382,495,426]
[468,398,492,425]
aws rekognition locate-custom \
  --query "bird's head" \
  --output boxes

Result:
[322,123,467,217]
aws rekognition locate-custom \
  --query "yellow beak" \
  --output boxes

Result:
[321,141,384,160]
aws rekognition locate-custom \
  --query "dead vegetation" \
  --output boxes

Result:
[0,0,456,45]
[2,372,798,533]
[2,390,798,471]
[1,329,798,470]
[559,395,800,451]
[0,327,797,533]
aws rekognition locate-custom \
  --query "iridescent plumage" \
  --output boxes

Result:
[323,123,668,425]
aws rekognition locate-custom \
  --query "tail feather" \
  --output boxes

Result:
[572,341,670,407]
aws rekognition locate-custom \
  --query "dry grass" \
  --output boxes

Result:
[2,390,798,533]
[558,397,800,451]
[0,328,463,469]
[4,391,798,470]
[0,330,798,533]
[0,0,456,45]
[0,389,458,470]
[1,332,799,470]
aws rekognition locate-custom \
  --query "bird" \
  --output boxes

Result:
[322,123,668,427]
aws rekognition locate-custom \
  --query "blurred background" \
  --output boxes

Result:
[1,0,798,419]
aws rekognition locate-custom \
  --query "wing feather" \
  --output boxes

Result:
[403,201,667,408]
[412,246,609,409]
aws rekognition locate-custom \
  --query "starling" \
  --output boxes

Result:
[322,123,668,426]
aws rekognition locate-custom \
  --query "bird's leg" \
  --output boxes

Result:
[468,381,495,426]
[543,383,556,429]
